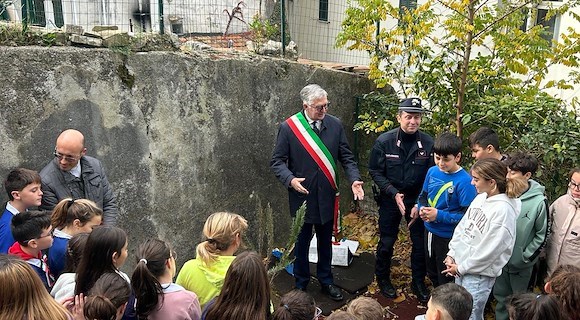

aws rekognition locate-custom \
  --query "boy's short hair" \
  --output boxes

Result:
[4,168,41,201]
[347,297,383,320]
[505,152,539,176]
[11,210,51,246]
[326,310,357,320]
[431,283,473,320]
[433,132,462,156]
[468,127,500,151]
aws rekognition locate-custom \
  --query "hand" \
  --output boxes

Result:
[351,181,364,200]
[71,294,85,320]
[394,193,406,215]
[290,177,309,194]
[441,262,459,278]
[420,207,438,222]
[408,205,419,228]
[443,255,455,266]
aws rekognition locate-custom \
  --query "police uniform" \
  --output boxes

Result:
[368,98,434,302]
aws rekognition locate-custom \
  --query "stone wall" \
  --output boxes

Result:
[0,47,374,270]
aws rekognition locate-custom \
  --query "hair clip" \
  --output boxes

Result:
[139,258,148,265]
[283,304,289,310]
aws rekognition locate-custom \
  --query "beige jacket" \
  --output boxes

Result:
[546,193,580,275]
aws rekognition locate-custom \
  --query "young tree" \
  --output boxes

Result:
[337,0,580,136]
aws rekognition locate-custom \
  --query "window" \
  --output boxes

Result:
[400,0,418,11]
[319,0,328,22]
[536,8,557,41]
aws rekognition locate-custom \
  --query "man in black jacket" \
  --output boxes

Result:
[40,129,118,225]
[271,84,364,301]
[369,98,434,303]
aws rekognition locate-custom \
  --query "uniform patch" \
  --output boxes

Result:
[385,154,399,159]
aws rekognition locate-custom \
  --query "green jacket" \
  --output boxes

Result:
[505,179,549,272]
[175,255,235,308]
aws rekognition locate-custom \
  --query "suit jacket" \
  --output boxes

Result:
[271,112,361,224]
[40,156,118,225]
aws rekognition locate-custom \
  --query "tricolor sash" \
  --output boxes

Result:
[286,112,342,240]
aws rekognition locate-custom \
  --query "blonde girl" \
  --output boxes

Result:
[176,212,248,308]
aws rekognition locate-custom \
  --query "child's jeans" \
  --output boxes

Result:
[456,274,495,320]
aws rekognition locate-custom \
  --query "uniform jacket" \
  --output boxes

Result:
[504,179,549,272]
[40,156,118,225]
[369,128,434,204]
[270,112,361,224]
[546,192,580,275]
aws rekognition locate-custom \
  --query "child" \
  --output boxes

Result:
[506,293,561,320]
[494,152,549,320]
[346,296,384,320]
[49,198,103,278]
[127,238,201,320]
[415,283,473,320]
[468,127,506,161]
[84,272,131,320]
[325,311,356,320]
[417,132,477,287]
[0,168,43,253]
[8,210,55,290]
[50,233,89,300]
[545,265,580,320]
[0,254,70,320]
[272,289,319,320]
[546,168,580,275]
[202,251,271,320]
[75,225,129,296]
[176,212,248,308]
[443,158,527,320]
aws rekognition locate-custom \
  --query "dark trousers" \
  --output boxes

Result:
[294,220,334,289]
[375,201,426,283]
[424,230,454,287]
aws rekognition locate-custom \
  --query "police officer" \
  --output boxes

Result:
[369,98,434,303]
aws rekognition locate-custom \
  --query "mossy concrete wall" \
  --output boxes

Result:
[0,47,374,270]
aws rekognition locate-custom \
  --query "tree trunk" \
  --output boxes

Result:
[455,1,476,139]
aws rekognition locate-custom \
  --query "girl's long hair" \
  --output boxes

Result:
[196,212,248,266]
[131,238,173,319]
[0,254,70,320]
[75,226,127,295]
[51,198,103,229]
[204,251,271,320]
[471,158,528,198]
[84,273,131,320]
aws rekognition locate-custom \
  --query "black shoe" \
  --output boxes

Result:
[412,280,430,303]
[378,279,397,298]
[321,284,343,301]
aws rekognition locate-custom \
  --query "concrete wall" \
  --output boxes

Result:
[0,47,373,270]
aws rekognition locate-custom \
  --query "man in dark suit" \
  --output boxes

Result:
[271,84,364,301]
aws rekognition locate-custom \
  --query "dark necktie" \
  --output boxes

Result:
[311,121,320,135]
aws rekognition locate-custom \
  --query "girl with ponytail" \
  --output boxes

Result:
[49,198,103,278]
[272,290,319,320]
[126,239,201,320]
[443,158,528,320]
[176,212,248,308]
[84,273,131,320]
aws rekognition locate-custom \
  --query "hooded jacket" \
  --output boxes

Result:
[448,192,521,277]
[504,179,549,272]
[546,192,580,275]
[9,242,54,290]
[175,255,235,308]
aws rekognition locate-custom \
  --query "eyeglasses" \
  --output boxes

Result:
[570,180,580,191]
[54,149,81,163]
[313,307,322,320]
[24,228,54,244]
[309,102,330,111]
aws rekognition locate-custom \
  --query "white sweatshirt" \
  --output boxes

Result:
[448,192,521,277]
